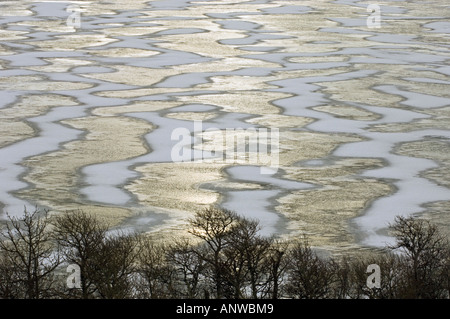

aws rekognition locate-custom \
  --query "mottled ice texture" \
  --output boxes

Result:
[0,0,449,249]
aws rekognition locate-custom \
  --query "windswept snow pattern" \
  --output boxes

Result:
[0,0,449,251]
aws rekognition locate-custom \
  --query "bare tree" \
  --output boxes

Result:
[188,207,292,299]
[328,256,352,299]
[285,240,335,299]
[188,207,240,298]
[52,210,108,298]
[0,208,60,299]
[263,239,289,299]
[226,217,273,298]
[136,239,177,298]
[2,207,448,300]
[0,250,21,298]
[443,246,450,298]
[90,230,141,299]
[166,239,206,299]
[388,215,449,298]
[350,252,406,299]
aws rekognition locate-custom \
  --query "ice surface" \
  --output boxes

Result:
[0,0,449,249]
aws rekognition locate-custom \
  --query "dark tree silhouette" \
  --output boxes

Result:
[0,208,60,299]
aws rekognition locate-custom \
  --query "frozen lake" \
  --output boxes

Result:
[0,0,449,251]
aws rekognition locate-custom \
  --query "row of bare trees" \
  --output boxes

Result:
[0,207,449,299]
